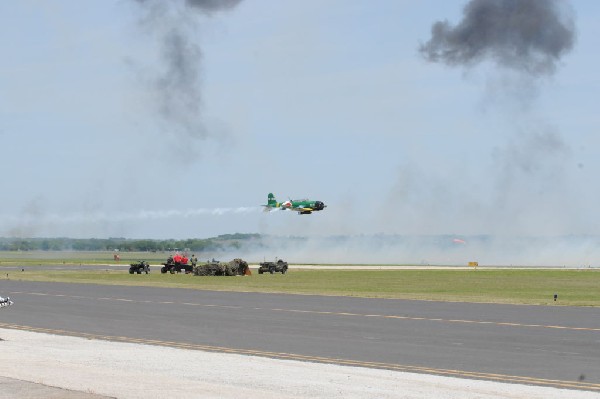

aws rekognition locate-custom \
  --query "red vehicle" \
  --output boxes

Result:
[161,254,192,274]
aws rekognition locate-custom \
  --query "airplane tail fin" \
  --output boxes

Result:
[263,193,279,211]
[267,193,278,207]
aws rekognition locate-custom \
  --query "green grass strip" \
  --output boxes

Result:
[3,268,599,306]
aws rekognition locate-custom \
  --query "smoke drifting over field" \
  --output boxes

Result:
[419,0,575,75]
[204,235,600,267]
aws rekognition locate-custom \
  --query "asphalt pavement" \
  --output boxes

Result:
[1,280,599,392]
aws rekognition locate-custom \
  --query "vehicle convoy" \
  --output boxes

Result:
[129,261,150,274]
[258,259,288,274]
[193,258,250,276]
[161,254,192,274]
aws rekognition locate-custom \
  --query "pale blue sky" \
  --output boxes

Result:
[1,0,599,241]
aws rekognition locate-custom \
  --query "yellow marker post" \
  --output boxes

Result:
[468,261,478,268]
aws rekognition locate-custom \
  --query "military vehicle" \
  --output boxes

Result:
[160,255,193,274]
[129,261,150,274]
[193,258,221,276]
[193,258,250,276]
[227,258,250,276]
[258,259,288,274]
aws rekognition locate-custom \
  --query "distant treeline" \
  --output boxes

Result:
[0,234,261,252]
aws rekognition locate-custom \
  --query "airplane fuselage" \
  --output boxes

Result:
[265,193,326,215]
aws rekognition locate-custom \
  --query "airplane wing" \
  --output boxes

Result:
[290,207,313,214]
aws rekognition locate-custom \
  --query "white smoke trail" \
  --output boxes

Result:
[0,207,263,225]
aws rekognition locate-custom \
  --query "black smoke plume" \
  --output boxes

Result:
[185,0,242,11]
[133,0,243,140]
[419,0,575,75]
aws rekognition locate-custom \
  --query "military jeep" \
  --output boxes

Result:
[258,259,288,274]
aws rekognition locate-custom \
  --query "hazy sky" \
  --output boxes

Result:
[1,0,599,240]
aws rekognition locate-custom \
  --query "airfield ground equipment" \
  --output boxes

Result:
[0,296,13,308]
[160,255,193,274]
[258,259,288,274]
[129,261,150,274]
[193,258,250,276]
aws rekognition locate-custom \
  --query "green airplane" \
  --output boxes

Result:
[263,193,327,215]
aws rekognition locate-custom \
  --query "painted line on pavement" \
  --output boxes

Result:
[9,290,600,333]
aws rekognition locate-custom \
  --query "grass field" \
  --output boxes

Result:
[2,263,599,306]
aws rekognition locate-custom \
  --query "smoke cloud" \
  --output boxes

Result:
[133,0,243,140]
[412,0,580,245]
[419,0,575,75]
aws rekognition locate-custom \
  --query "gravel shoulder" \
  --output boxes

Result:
[1,328,598,399]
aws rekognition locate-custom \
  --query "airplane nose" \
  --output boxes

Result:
[315,201,325,210]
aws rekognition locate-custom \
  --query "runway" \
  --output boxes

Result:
[1,280,599,392]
